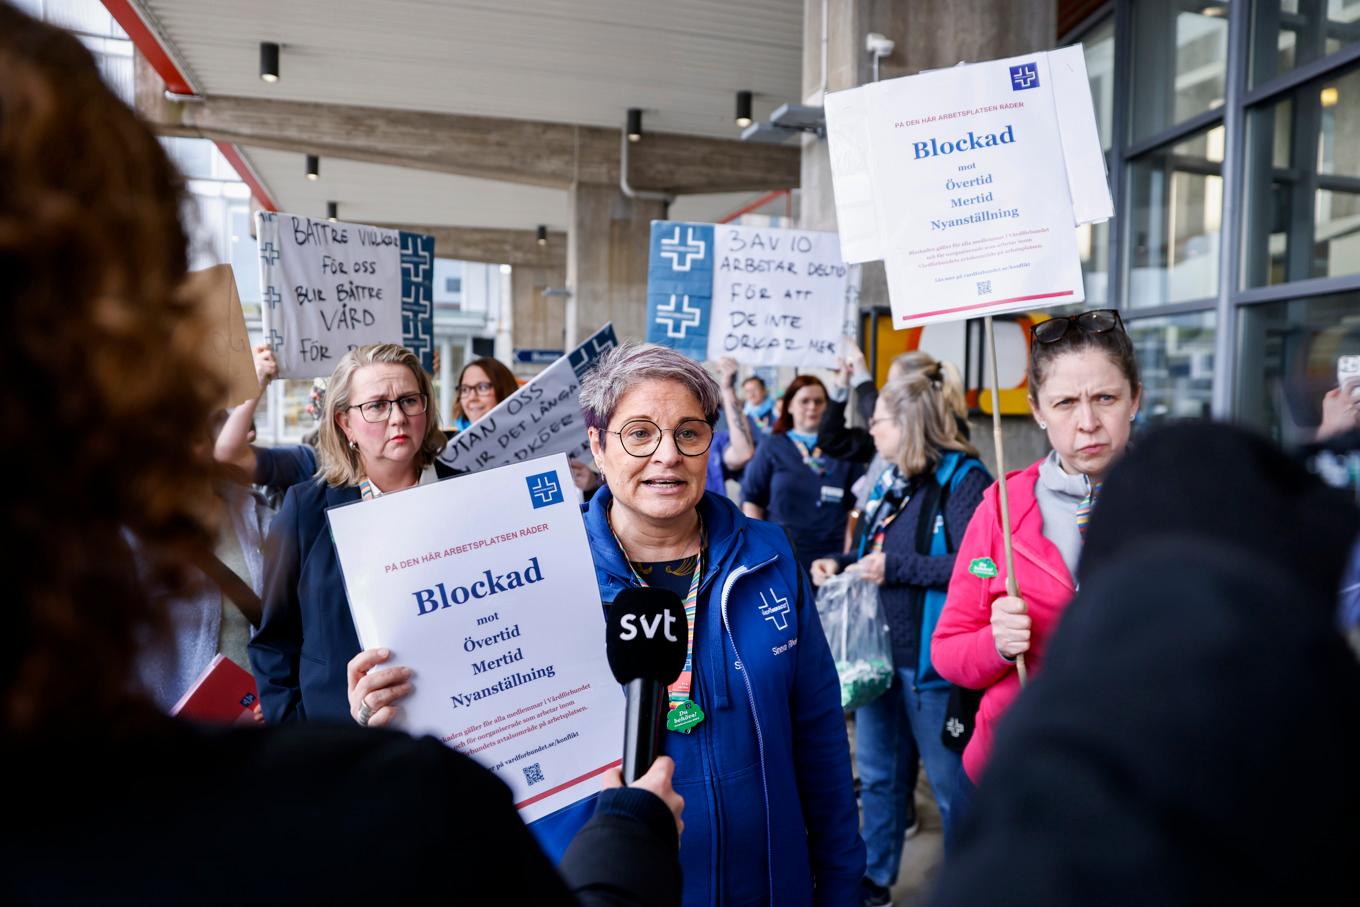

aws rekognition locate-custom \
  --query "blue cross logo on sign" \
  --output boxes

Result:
[659,226,707,272]
[1009,63,1039,91]
[758,588,791,631]
[259,241,281,266]
[263,286,283,310]
[655,294,702,339]
[526,471,564,509]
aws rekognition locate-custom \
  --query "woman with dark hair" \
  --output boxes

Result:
[451,355,602,493]
[933,310,1142,815]
[451,355,519,430]
[0,6,680,903]
[810,374,990,901]
[741,374,863,574]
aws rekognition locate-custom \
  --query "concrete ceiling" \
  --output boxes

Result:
[245,148,779,232]
[135,0,804,237]
[139,0,802,137]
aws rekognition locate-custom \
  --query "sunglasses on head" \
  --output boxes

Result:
[1032,309,1125,345]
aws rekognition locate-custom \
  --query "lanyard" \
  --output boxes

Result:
[789,437,828,475]
[607,507,704,712]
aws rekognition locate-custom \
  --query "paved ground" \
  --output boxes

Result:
[847,716,947,907]
[889,775,945,906]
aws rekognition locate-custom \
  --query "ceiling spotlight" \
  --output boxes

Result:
[260,42,280,82]
[327,201,338,222]
[736,91,753,128]
[305,154,319,181]
[536,225,548,247]
[627,108,643,143]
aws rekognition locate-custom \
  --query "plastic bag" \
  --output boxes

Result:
[815,572,893,711]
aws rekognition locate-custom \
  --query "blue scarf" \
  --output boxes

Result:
[744,397,774,422]
[453,415,471,431]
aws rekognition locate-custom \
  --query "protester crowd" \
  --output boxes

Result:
[6,4,1359,905]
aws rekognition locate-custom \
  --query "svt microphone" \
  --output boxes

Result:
[605,587,689,783]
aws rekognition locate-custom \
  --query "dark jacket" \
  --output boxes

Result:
[836,453,989,674]
[740,434,862,571]
[816,380,879,463]
[928,423,1360,907]
[6,717,679,906]
[249,462,456,725]
[585,487,866,907]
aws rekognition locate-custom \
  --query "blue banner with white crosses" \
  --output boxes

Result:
[646,219,848,369]
[399,231,435,374]
[646,221,714,361]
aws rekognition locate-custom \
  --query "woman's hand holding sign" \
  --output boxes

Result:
[990,595,1031,660]
[347,647,414,727]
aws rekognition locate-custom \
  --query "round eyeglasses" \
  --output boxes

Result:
[347,393,428,423]
[603,418,714,457]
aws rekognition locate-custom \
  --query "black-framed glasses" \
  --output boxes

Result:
[347,393,428,423]
[457,381,495,398]
[1032,309,1125,345]
[603,418,714,457]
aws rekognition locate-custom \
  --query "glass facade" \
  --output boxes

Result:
[1125,126,1225,306]
[1128,311,1217,422]
[1067,0,1360,442]
[1129,0,1231,141]
[1249,0,1360,87]
[1243,61,1360,286]
[1238,291,1360,444]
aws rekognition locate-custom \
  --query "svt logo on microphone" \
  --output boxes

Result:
[618,611,680,642]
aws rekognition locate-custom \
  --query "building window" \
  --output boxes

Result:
[1249,0,1360,88]
[1243,61,1360,286]
[1130,0,1231,142]
[1126,126,1225,306]
[1127,311,1217,422]
[1237,291,1360,443]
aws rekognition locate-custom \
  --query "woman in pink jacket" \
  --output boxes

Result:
[933,310,1142,807]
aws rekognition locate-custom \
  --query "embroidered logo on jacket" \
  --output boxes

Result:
[758,588,791,631]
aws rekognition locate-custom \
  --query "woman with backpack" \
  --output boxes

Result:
[811,371,990,906]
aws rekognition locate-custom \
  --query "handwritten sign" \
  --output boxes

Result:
[179,263,257,407]
[328,454,622,824]
[645,221,847,368]
[256,212,404,379]
[439,324,617,474]
[824,47,1111,328]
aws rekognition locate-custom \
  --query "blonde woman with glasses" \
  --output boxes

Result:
[249,343,454,726]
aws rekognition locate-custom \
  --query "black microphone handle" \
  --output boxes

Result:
[621,677,668,783]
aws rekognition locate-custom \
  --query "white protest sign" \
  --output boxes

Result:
[439,324,616,475]
[825,47,1113,327]
[328,454,622,824]
[708,224,847,368]
[256,212,404,378]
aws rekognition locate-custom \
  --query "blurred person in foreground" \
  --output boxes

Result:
[0,7,681,903]
[354,342,866,906]
[810,374,990,903]
[932,310,1141,829]
[927,422,1360,907]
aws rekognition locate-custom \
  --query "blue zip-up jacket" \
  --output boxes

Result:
[585,486,865,907]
